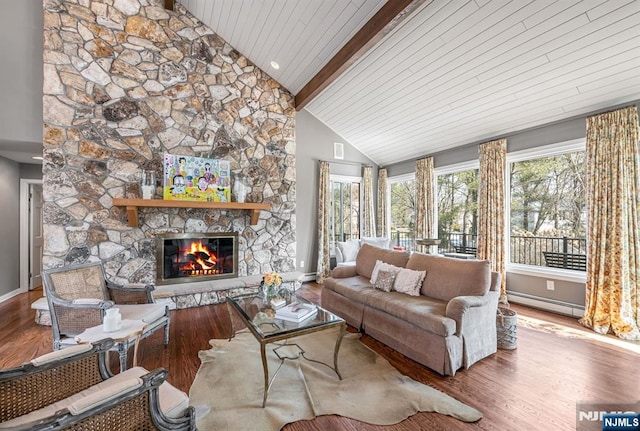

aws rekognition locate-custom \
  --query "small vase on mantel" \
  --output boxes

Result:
[233,175,248,203]
[140,169,156,199]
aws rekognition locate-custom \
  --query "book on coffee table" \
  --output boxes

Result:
[270,297,286,309]
[275,302,317,322]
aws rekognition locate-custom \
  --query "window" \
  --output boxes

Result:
[330,175,361,244]
[435,162,479,255]
[507,140,586,271]
[387,174,415,250]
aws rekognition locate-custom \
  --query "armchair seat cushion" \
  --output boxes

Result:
[125,367,189,419]
[118,303,167,324]
[0,367,189,428]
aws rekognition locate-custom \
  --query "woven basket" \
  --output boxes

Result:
[496,306,517,350]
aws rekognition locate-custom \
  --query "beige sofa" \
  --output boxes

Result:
[321,244,500,376]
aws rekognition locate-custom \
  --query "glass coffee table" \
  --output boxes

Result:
[226,294,346,407]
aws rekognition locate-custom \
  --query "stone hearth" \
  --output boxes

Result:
[153,271,303,309]
[32,271,304,325]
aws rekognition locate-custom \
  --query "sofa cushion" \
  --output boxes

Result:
[324,275,371,292]
[364,291,455,337]
[355,244,411,279]
[324,276,379,305]
[393,268,426,297]
[406,253,491,302]
[336,239,360,262]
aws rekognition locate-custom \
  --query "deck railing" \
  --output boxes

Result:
[390,231,416,250]
[397,231,587,271]
[338,231,586,271]
[509,235,586,269]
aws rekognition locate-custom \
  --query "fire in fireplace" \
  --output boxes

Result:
[156,232,238,285]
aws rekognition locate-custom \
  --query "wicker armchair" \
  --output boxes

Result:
[42,262,170,370]
[0,339,196,431]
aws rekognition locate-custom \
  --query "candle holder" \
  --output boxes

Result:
[141,169,156,199]
[233,175,248,203]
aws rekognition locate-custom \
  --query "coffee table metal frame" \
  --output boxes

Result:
[226,294,346,407]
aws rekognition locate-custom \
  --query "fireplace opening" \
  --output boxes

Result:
[156,232,238,285]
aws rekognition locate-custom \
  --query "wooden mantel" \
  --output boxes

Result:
[112,198,270,227]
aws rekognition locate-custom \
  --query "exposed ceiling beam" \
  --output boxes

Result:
[165,0,174,11]
[294,0,428,111]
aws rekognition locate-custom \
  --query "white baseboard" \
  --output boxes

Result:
[507,291,585,318]
[300,273,318,282]
[0,288,23,304]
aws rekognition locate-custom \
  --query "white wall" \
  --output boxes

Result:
[0,156,21,297]
[296,109,378,276]
[20,164,43,180]
[0,0,43,149]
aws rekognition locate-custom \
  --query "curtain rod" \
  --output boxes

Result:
[322,159,373,168]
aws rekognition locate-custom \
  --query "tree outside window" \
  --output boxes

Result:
[395,144,586,271]
[389,178,415,250]
[330,178,360,244]
[509,150,586,268]
[436,169,479,254]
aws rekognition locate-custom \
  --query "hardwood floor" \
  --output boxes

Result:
[2,284,638,430]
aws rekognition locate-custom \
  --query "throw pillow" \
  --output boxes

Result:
[336,239,360,262]
[374,270,397,292]
[361,237,391,249]
[370,260,384,284]
[370,260,403,284]
[393,268,427,297]
[333,246,344,263]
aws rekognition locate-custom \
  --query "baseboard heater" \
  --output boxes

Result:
[507,290,585,318]
[301,273,319,282]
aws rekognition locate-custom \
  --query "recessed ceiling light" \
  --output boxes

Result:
[32,156,43,160]
[270,61,280,70]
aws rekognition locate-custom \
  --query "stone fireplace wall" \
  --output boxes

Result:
[42,0,296,285]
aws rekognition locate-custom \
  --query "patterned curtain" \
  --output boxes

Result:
[362,165,376,237]
[580,106,640,340]
[478,139,507,303]
[415,157,434,240]
[377,168,388,237]
[316,161,331,284]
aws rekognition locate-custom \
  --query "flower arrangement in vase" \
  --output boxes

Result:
[261,271,282,301]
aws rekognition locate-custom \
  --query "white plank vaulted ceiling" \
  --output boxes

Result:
[179,0,640,166]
